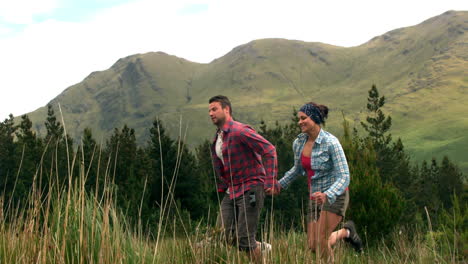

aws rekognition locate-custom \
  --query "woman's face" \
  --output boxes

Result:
[298,111,318,134]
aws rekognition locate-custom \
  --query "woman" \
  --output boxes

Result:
[266,102,362,262]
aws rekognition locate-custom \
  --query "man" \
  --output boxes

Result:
[208,95,279,262]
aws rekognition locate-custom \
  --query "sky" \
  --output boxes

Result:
[0,0,467,120]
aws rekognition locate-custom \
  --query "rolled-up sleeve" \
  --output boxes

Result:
[279,139,303,189]
[324,139,350,204]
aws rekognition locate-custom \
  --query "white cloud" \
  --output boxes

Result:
[0,0,59,24]
[0,25,13,35]
[0,0,467,119]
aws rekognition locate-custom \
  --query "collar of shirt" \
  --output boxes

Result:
[216,118,234,135]
[297,128,325,144]
[221,118,233,133]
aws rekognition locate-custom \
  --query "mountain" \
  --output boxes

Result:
[24,10,468,172]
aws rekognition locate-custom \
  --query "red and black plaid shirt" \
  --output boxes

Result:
[211,119,279,199]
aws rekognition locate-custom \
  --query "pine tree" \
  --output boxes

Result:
[430,158,442,223]
[133,147,152,226]
[44,104,64,144]
[104,125,144,222]
[77,128,100,194]
[195,140,219,223]
[42,104,74,189]
[14,115,43,201]
[144,118,182,229]
[146,118,177,211]
[342,118,405,242]
[437,193,468,261]
[361,84,392,145]
[414,160,442,225]
[360,85,396,184]
[438,156,464,209]
[360,85,418,208]
[391,138,412,191]
[0,114,17,203]
[173,138,206,220]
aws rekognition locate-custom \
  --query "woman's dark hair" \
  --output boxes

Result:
[209,95,232,115]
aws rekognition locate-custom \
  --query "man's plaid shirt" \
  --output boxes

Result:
[211,119,278,199]
[278,129,350,204]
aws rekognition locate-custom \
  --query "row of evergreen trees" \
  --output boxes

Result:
[0,85,466,246]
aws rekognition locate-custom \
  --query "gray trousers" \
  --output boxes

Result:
[220,185,265,251]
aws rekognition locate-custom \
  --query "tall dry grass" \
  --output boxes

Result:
[0,110,463,263]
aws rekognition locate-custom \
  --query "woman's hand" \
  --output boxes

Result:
[265,185,281,196]
[312,192,327,204]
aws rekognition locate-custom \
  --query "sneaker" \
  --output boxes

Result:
[343,221,363,253]
[259,241,272,254]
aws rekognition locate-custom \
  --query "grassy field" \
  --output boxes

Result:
[0,158,464,264]
[1,189,461,264]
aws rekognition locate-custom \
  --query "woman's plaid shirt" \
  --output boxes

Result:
[211,119,279,199]
[278,129,350,204]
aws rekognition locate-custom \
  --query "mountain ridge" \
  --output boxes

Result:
[23,10,468,172]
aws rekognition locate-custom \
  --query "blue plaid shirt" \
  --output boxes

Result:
[278,129,350,204]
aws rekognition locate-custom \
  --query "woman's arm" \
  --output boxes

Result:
[324,138,350,204]
[278,138,304,190]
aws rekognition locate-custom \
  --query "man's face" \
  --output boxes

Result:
[209,102,229,127]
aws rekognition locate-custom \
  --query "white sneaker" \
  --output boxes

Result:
[260,242,272,253]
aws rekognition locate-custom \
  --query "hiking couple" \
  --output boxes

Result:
[208,95,362,263]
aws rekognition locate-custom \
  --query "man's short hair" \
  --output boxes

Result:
[209,95,232,115]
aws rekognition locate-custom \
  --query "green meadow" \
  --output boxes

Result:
[1,165,464,264]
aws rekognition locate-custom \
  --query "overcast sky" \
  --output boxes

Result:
[0,0,466,120]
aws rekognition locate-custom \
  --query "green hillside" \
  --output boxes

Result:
[25,10,468,172]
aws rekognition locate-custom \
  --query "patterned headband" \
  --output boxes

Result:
[299,103,323,124]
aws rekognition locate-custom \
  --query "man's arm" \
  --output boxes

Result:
[239,126,279,189]
[217,182,228,192]
[210,144,228,192]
